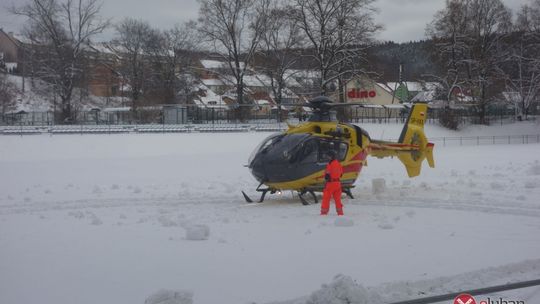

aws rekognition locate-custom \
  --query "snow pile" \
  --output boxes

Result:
[524,181,537,189]
[334,217,354,227]
[373,259,540,303]
[144,289,193,304]
[185,224,210,241]
[527,162,540,176]
[371,178,386,194]
[305,275,382,304]
[273,259,540,304]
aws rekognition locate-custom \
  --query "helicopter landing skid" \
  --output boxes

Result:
[343,188,354,199]
[242,183,273,203]
[298,190,318,205]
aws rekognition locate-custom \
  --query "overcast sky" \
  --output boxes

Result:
[0,0,532,42]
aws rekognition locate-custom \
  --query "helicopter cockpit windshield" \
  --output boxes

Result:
[248,133,283,165]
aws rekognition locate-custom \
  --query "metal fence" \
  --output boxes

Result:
[2,104,537,126]
[382,134,540,146]
[2,122,539,150]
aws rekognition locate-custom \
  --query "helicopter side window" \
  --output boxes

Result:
[296,139,319,163]
[318,140,348,163]
[337,142,348,160]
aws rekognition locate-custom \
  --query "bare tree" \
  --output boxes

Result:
[11,0,109,123]
[198,0,271,121]
[467,0,512,124]
[426,0,472,107]
[290,0,381,99]
[505,1,540,120]
[145,21,199,104]
[426,0,511,124]
[257,2,305,120]
[516,0,540,32]
[112,18,154,116]
[0,73,18,116]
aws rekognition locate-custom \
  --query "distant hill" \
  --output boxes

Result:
[252,40,437,83]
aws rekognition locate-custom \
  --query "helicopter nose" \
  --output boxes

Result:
[249,154,266,182]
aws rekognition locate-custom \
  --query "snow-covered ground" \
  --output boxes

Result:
[1,122,540,304]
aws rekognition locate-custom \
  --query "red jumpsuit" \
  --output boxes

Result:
[321,159,344,215]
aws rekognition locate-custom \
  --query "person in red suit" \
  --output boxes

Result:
[321,150,344,215]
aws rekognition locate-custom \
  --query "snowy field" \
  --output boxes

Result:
[1,122,540,304]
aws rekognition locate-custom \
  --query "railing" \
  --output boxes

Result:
[2,106,537,127]
[380,134,540,146]
[433,134,540,146]
[1,124,539,149]
[0,124,278,136]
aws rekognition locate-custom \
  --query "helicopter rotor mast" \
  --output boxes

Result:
[283,96,366,122]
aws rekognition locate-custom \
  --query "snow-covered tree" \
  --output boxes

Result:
[504,1,540,120]
[11,0,109,123]
[197,0,271,121]
[427,0,512,124]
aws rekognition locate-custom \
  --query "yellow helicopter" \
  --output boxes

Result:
[242,96,435,205]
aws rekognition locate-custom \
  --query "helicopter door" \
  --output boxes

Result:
[288,138,326,181]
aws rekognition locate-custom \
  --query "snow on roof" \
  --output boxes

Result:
[8,32,32,45]
[270,87,299,100]
[385,82,440,92]
[376,83,393,93]
[200,59,245,70]
[285,76,302,88]
[383,104,405,109]
[102,107,131,112]
[243,75,267,87]
[5,62,17,72]
[201,78,225,86]
[89,43,118,56]
[411,91,436,102]
[285,69,321,79]
[502,92,522,103]
[362,104,384,108]
[194,84,229,109]
[252,74,273,87]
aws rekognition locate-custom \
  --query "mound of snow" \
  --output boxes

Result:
[490,182,505,190]
[334,217,354,227]
[377,223,394,230]
[372,178,386,194]
[524,181,537,189]
[305,274,382,304]
[185,224,210,241]
[527,163,540,176]
[144,289,193,304]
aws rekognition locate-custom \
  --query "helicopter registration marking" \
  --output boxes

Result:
[410,118,424,125]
